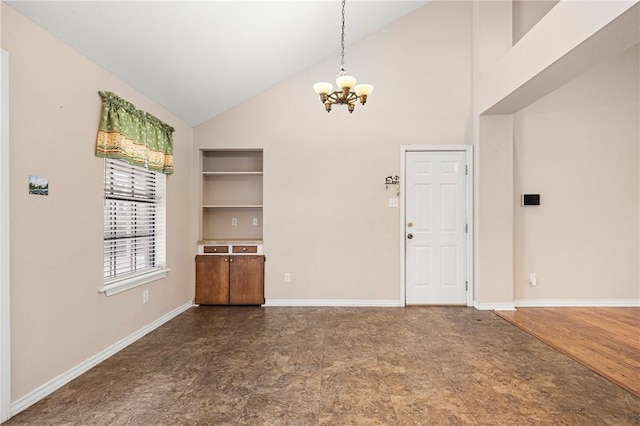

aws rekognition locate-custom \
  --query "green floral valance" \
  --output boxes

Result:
[96,91,174,174]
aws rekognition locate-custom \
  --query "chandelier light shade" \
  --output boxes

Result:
[313,0,373,113]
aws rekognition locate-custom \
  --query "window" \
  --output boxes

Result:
[101,158,167,295]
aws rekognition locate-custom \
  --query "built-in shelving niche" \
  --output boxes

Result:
[200,150,263,241]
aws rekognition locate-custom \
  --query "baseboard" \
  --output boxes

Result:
[515,299,640,308]
[474,301,516,311]
[10,301,193,417]
[264,299,404,307]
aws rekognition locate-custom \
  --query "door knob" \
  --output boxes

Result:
[407,233,413,239]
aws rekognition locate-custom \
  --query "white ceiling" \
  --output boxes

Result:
[6,0,428,126]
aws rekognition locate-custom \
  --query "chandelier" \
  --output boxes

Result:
[313,0,373,113]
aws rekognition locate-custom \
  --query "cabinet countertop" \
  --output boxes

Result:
[198,240,263,245]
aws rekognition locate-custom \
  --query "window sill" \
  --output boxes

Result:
[99,268,170,296]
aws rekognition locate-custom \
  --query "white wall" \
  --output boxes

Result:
[513,44,639,302]
[195,1,473,304]
[2,4,195,402]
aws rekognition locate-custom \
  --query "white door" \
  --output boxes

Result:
[405,150,467,305]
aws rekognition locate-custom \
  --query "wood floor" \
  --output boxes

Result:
[496,307,640,398]
[5,306,639,425]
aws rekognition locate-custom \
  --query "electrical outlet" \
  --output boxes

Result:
[252,217,258,226]
[284,273,291,283]
[231,218,238,227]
[143,290,149,303]
[389,197,399,208]
[529,273,537,287]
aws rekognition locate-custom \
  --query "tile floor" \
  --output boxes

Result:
[4,307,639,425]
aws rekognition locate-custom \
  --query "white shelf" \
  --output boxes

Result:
[203,205,263,208]
[203,171,263,176]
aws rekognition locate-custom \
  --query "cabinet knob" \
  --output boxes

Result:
[224,258,228,262]
[242,247,247,252]
[230,258,234,262]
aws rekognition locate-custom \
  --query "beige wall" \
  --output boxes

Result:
[512,0,559,45]
[195,1,473,303]
[2,4,194,401]
[513,44,640,301]
[477,115,514,305]
[477,1,638,115]
[472,0,513,308]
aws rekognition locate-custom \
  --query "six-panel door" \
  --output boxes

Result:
[405,151,467,305]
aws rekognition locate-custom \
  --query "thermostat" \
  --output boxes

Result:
[522,194,540,206]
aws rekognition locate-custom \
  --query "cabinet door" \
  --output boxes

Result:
[229,255,264,305]
[195,255,230,305]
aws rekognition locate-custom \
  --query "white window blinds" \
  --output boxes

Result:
[103,159,165,283]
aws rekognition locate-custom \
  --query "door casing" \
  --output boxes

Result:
[400,145,473,307]
[1,48,11,422]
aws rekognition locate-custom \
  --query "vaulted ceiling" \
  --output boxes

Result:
[7,1,428,126]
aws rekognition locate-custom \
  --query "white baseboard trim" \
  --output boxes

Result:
[515,298,640,308]
[264,299,404,307]
[474,301,516,311]
[10,301,193,417]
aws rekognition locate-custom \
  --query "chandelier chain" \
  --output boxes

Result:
[340,0,346,69]
[313,0,372,113]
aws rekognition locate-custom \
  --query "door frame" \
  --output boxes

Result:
[400,145,473,307]
[1,49,11,422]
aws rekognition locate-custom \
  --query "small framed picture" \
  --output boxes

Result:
[29,175,49,196]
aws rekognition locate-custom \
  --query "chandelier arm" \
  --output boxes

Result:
[327,92,340,104]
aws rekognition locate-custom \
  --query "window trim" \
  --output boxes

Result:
[98,267,170,296]
[100,159,168,296]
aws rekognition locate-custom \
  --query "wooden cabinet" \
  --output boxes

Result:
[195,254,264,305]
[195,255,229,304]
[203,245,229,254]
[228,256,265,305]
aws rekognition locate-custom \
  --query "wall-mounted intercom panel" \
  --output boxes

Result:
[522,194,540,206]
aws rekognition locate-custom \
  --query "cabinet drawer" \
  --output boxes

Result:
[204,245,229,254]
[232,245,257,253]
